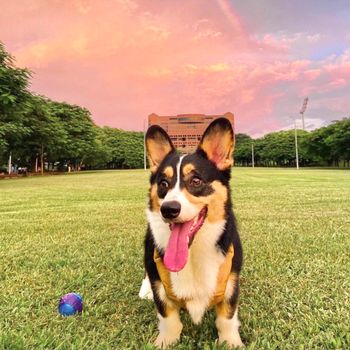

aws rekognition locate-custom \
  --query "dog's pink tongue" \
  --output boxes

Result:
[164,220,193,272]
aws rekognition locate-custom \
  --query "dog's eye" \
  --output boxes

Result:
[190,176,202,187]
[159,179,169,189]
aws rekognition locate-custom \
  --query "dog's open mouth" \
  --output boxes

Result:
[164,206,208,272]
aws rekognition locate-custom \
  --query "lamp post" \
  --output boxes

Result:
[294,119,299,170]
[251,142,255,168]
[8,152,12,174]
[300,97,309,130]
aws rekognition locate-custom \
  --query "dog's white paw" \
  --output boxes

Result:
[154,312,182,348]
[217,332,244,348]
[138,276,153,300]
[216,311,244,348]
[154,332,181,348]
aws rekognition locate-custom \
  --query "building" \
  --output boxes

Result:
[148,112,234,153]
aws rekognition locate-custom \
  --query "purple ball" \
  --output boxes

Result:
[58,293,83,316]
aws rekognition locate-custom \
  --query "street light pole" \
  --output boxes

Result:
[8,152,12,174]
[251,142,255,168]
[294,120,299,170]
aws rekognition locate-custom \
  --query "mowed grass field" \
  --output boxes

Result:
[0,168,349,350]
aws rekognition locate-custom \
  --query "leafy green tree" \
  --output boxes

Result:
[234,133,253,166]
[84,127,113,169]
[19,95,68,172]
[99,127,144,169]
[324,118,350,166]
[0,42,32,166]
[304,118,350,167]
[48,101,97,170]
[304,126,333,165]
[254,130,309,167]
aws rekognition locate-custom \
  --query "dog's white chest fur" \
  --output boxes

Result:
[147,209,226,323]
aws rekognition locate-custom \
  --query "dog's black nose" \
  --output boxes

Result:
[160,201,181,219]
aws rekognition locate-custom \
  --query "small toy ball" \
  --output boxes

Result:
[58,292,83,316]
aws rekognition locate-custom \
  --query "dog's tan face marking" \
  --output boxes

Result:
[163,166,174,179]
[150,184,161,211]
[207,181,228,222]
[182,163,195,176]
[182,180,227,223]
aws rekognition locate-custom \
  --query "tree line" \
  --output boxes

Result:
[1,42,349,173]
[235,118,350,168]
[0,42,144,173]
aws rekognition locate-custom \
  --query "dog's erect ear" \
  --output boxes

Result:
[197,117,234,170]
[146,125,175,171]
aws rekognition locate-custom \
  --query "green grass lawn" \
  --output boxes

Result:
[0,168,349,350]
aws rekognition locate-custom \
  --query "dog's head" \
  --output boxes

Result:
[146,117,234,272]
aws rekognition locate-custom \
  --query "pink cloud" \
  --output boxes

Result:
[303,69,321,81]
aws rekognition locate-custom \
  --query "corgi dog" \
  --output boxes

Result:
[139,117,243,348]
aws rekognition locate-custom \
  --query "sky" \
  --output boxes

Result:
[1,0,350,136]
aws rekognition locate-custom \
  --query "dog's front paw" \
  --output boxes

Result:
[154,311,183,348]
[217,332,244,348]
[154,332,181,348]
[216,311,244,348]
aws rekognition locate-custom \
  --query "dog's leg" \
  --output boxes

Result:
[215,273,244,348]
[216,309,243,348]
[152,282,182,348]
[155,307,182,348]
[144,230,182,347]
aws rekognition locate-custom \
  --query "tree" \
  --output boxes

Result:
[84,127,113,169]
[19,95,68,172]
[99,127,144,169]
[254,130,309,167]
[48,101,97,170]
[234,133,253,166]
[0,42,32,166]
[324,118,350,167]
[304,118,350,167]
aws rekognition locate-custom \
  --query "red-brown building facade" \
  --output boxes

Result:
[148,112,234,153]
